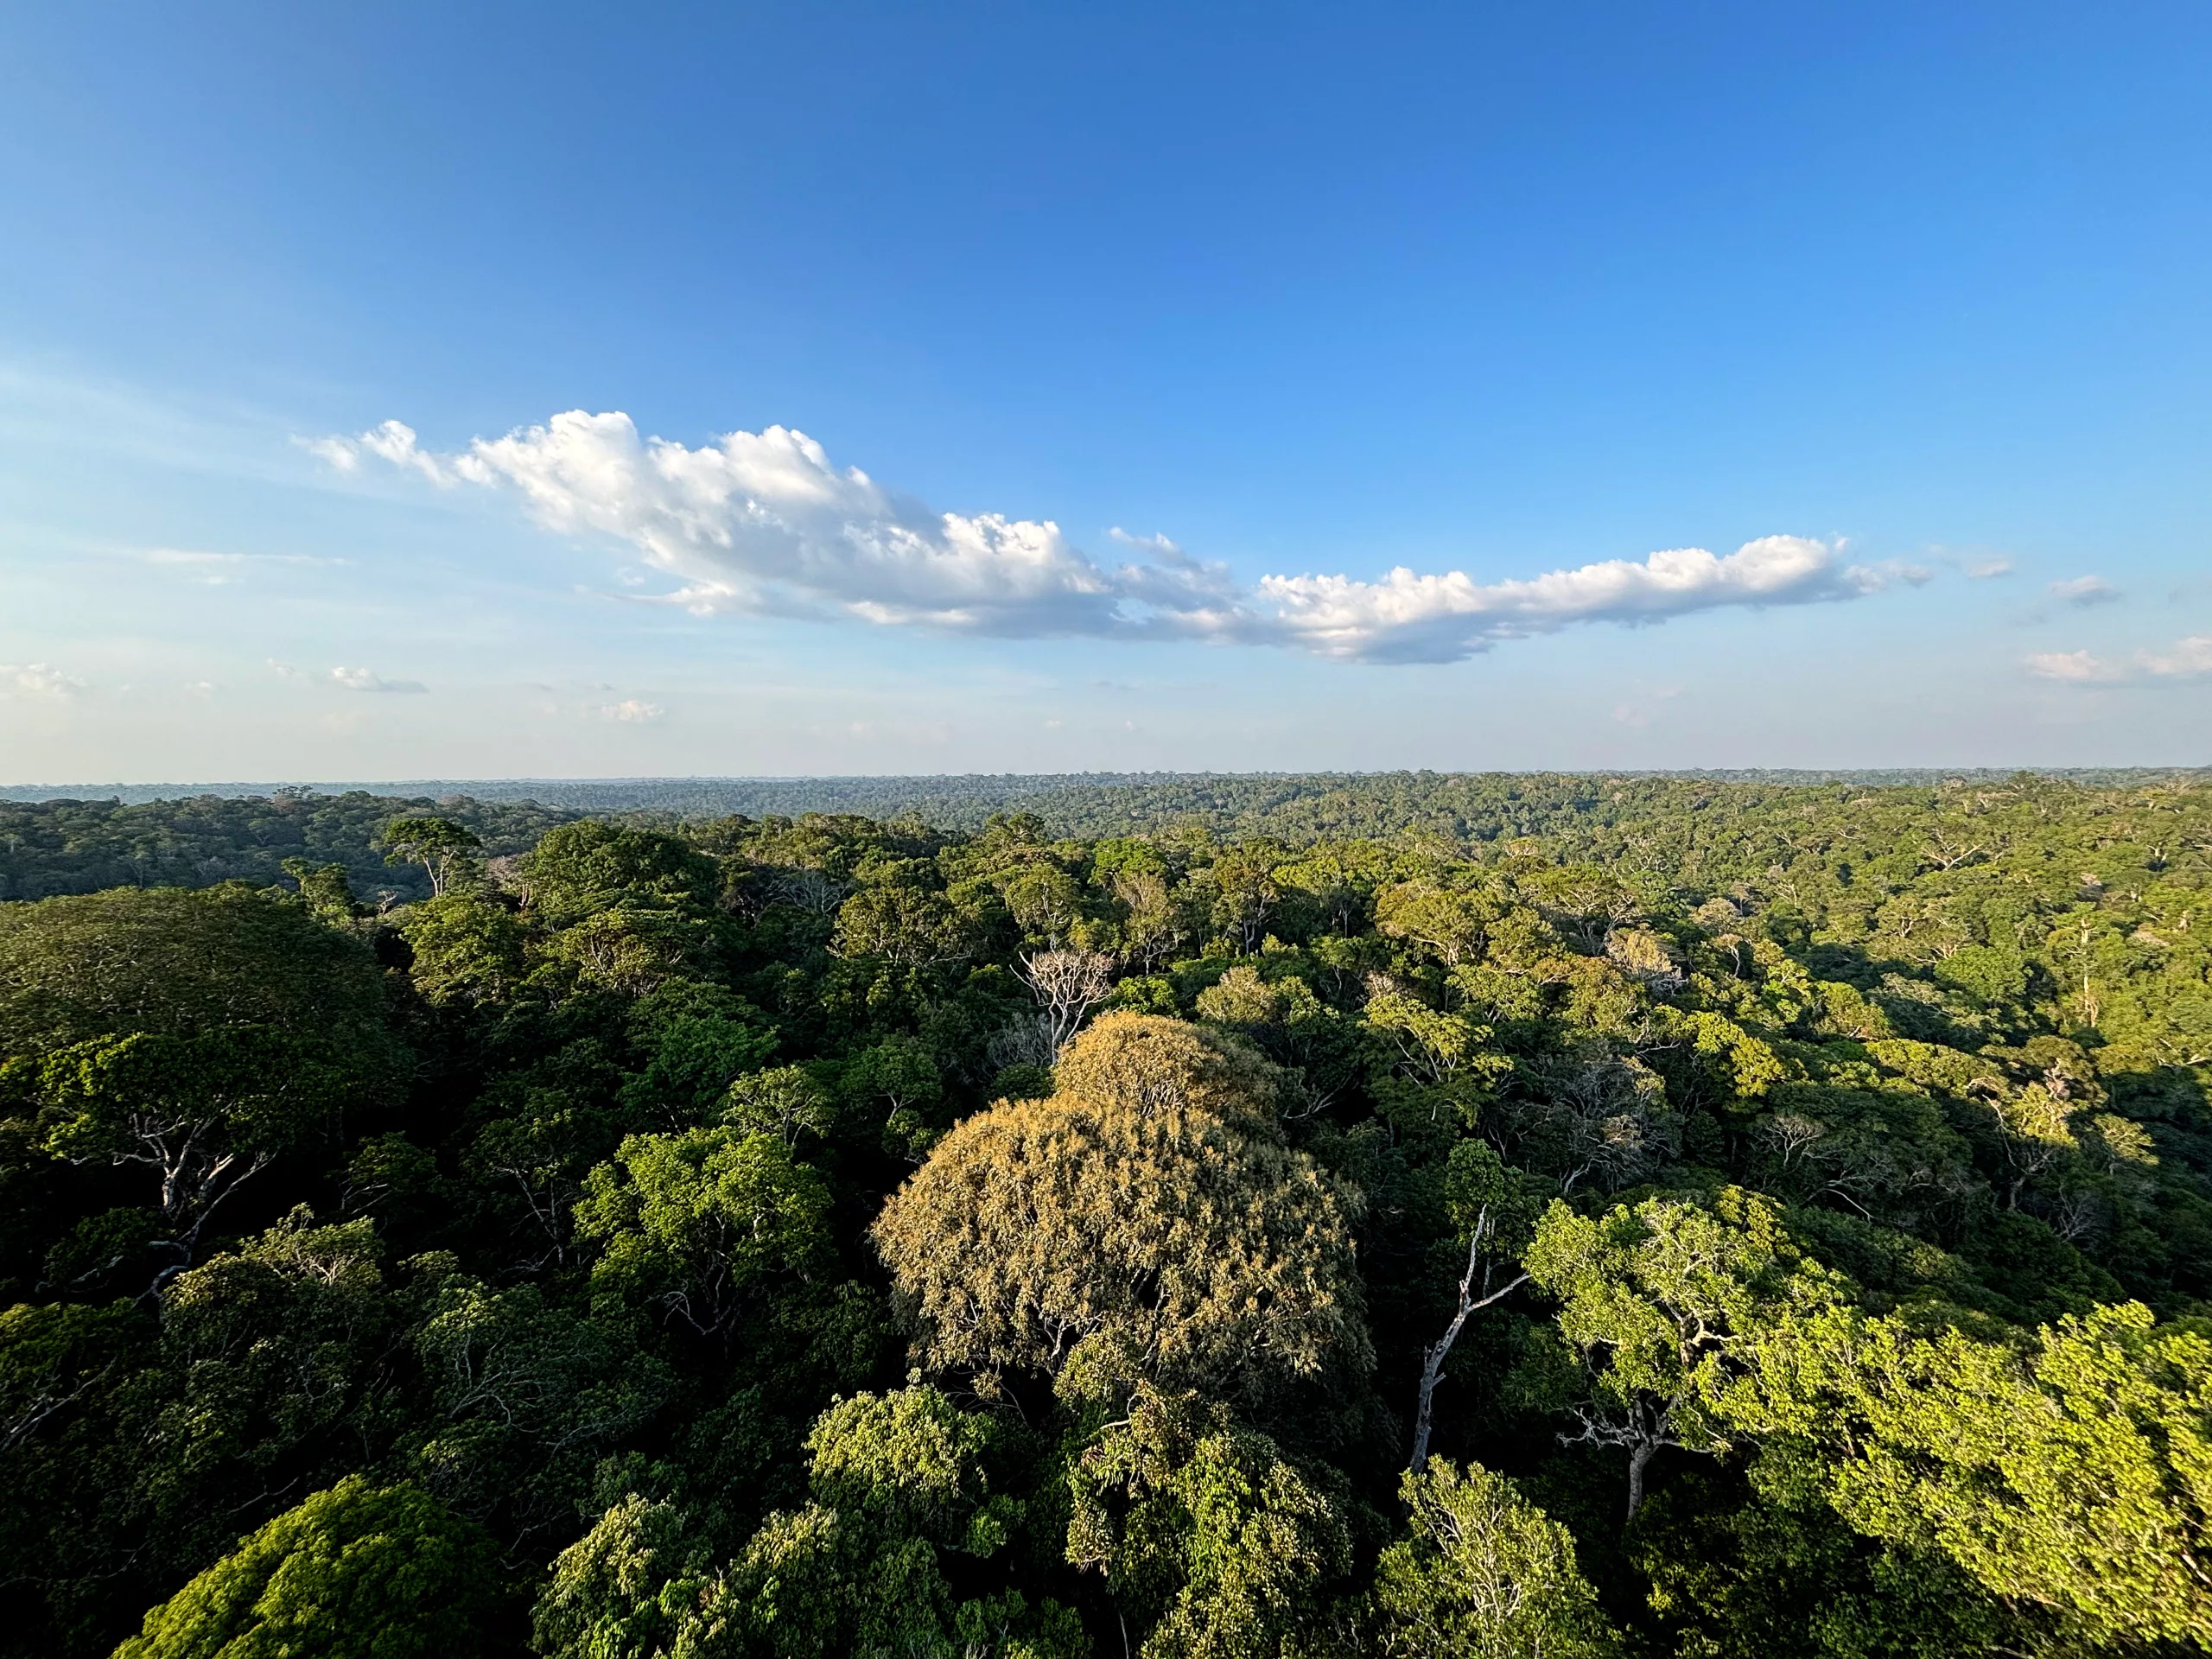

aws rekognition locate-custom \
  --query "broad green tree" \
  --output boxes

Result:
[26,1032,350,1265]
[378,815,485,898]
[543,1386,1084,1659]
[0,886,397,1058]
[1066,1383,1351,1659]
[620,980,779,1128]
[396,892,528,1007]
[1735,1299,2212,1651]
[575,1126,831,1342]
[1522,1191,1837,1522]
[413,1274,671,1535]
[1373,1459,1618,1659]
[520,822,718,925]
[111,1476,500,1659]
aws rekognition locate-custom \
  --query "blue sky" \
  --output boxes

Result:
[1,1,2208,782]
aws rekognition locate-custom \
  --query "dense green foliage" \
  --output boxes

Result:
[0,774,2208,1656]
[0,792,572,903]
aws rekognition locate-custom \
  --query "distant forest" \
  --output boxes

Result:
[4,764,2209,836]
[2,772,2209,1657]
[8,768,2210,901]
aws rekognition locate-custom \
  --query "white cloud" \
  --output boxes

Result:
[2026,650,2115,683]
[1965,556,2014,579]
[327,666,429,694]
[601,698,664,723]
[1249,536,1888,662]
[0,664,87,700]
[2049,575,2120,607]
[2029,635,2212,686]
[2139,635,2212,679]
[299,421,458,486]
[310,409,1906,664]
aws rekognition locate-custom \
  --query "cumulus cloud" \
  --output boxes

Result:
[0,664,87,700]
[601,698,664,723]
[310,409,1905,664]
[1246,536,1885,662]
[2029,635,2212,686]
[2049,575,2120,607]
[327,666,429,694]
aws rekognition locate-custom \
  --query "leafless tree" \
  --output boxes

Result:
[1019,948,1116,1052]
[986,1018,1056,1075]
[1408,1203,1530,1474]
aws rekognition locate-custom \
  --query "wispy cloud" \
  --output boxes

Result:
[308,410,1914,664]
[147,547,344,587]
[2048,575,2120,607]
[1964,556,2013,579]
[2028,635,2212,686]
[327,666,429,694]
[298,421,454,485]
[0,664,87,701]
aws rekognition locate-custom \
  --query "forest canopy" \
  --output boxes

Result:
[0,772,2207,1657]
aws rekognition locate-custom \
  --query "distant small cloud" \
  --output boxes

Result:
[299,435,362,472]
[0,664,87,700]
[1107,528,1190,560]
[1964,556,2013,579]
[2139,635,2212,680]
[2049,575,2120,607]
[328,666,429,694]
[2029,634,2212,686]
[269,659,304,680]
[2026,650,2113,683]
[600,698,663,723]
[183,680,218,696]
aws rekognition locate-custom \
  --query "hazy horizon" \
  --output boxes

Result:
[5,764,2206,812]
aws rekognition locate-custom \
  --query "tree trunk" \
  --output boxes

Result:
[1408,1327,1454,1477]
[1625,1439,1656,1525]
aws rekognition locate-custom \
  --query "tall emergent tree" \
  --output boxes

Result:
[872,1014,1370,1412]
